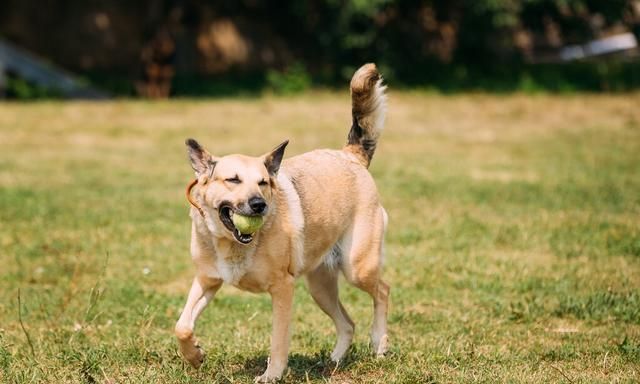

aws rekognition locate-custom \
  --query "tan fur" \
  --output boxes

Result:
[176,63,389,383]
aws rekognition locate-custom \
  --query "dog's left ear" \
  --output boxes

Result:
[263,140,289,176]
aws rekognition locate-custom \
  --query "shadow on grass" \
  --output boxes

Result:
[239,350,359,382]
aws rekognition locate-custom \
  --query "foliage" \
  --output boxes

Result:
[232,0,636,83]
[1,1,638,96]
[4,75,61,99]
[266,63,312,94]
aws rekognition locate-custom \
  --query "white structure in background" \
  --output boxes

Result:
[560,33,638,61]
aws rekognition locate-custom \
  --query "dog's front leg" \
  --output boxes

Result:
[255,275,295,383]
[175,276,222,368]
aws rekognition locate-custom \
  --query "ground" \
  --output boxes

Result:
[0,92,639,383]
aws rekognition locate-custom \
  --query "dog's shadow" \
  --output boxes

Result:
[239,350,358,382]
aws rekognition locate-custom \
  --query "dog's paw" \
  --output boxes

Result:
[374,334,389,358]
[190,344,206,368]
[330,348,347,364]
[330,335,353,363]
[254,372,280,383]
[180,341,205,368]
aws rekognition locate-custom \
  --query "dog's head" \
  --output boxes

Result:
[185,138,288,245]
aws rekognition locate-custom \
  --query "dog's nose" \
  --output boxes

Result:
[248,197,267,214]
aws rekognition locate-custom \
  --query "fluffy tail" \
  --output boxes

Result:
[344,63,387,168]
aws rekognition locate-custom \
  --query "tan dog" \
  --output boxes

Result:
[175,63,389,382]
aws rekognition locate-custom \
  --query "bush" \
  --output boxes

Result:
[4,75,61,100]
[266,63,312,94]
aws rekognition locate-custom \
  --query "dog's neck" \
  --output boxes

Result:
[213,236,257,262]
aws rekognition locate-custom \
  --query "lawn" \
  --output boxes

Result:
[0,92,639,383]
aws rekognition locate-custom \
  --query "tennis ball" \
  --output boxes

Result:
[231,213,264,234]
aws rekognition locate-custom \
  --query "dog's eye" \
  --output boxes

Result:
[258,179,268,186]
[225,177,241,184]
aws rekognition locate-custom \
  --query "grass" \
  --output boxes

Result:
[0,92,639,383]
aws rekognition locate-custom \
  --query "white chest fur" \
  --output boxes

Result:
[210,238,256,285]
[215,250,253,285]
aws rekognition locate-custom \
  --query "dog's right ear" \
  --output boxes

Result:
[263,139,289,177]
[186,138,217,178]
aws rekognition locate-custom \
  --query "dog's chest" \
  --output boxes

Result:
[213,244,256,286]
[216,256,252,285]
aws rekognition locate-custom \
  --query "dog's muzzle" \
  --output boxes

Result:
[186,179,264,245]
[218,204,261,244]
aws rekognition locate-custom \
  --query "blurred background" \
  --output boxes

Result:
[1,0,640,99]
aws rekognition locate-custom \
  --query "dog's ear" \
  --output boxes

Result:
[263,140,289,176]
[186,138,217,178]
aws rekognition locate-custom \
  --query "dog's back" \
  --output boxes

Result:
[281,63,387,270]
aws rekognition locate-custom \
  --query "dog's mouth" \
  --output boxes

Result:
[219,204,255,244]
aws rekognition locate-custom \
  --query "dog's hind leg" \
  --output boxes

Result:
[306,262,355,363]
[342,207,390,357]
[368,278,390,358]
[175,276,222,368]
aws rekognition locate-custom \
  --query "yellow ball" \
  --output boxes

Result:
[232,213,264,234]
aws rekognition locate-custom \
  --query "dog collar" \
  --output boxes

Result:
[186,178,206,217]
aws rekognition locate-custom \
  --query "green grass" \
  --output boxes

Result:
[0,93,639,383]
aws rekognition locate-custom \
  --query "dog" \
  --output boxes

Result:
[175,63,390,383]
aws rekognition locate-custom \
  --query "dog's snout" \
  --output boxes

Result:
[248,196,267,214]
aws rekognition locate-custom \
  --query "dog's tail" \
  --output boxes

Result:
[344,63,387,168]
